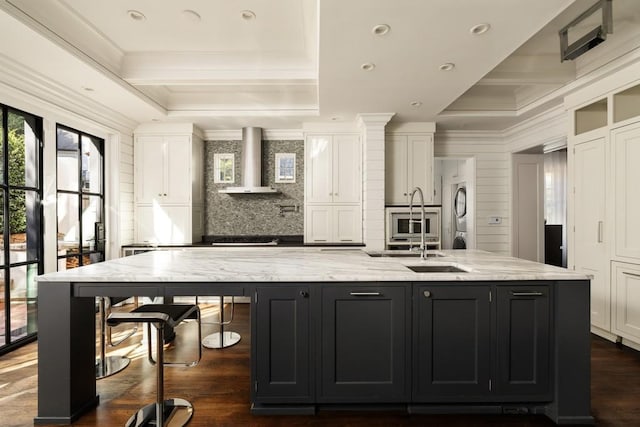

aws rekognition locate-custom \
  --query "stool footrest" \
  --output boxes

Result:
[125,398,193,427]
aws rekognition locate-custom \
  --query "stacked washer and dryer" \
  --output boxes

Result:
[452,183,467,249]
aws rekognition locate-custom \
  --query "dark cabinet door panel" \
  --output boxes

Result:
[254,286,311,402]
[495,285,551,399]
[320,285,409,402]
[414,285,491,401]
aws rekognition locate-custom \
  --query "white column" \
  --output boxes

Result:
[357,113,394,251]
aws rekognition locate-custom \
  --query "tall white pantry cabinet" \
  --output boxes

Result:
[304,133,362,244]
[134,124,204,245]
[567,64,640,349]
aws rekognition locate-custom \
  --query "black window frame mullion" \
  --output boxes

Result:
[56,125,105,269]
[0,104,44,355]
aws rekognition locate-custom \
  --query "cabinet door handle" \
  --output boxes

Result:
[300,291,309,298]
[350,292,381,296]
[423,290,431,298]
[623,272,640,279]
[597,221,603,243]
[511,291,544,296]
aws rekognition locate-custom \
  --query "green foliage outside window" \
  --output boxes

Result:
[0,129,27,235]
[9,129,26,234]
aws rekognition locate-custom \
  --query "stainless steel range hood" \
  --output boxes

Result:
[218,127,279,194]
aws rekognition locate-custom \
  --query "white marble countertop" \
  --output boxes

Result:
[36,248,589,283]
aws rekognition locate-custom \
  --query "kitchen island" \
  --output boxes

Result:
[34,248,593,425]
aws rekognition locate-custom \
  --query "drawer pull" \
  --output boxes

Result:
[300,291,309,298]
[511,291,543,297]
[423,290,431,298]
[350,292,381,296]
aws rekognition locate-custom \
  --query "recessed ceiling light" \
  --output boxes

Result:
[127,10,146,21]
[410,101,422,108]
[372,24,391,36]
[439,62,455,71]
[361,63,376,71]
[470,23,491,35]
[241,10,256,20]
[181,10,201,23]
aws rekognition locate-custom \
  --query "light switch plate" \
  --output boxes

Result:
[488,216,502,224]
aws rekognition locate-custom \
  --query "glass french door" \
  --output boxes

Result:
[56,125,105,270]
[0,105,43,355]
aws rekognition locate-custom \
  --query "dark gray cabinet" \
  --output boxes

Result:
[413,285,492,401]
[495,285,551,400]
[249,281,572,422]
[252,286,312,403]
[413,283,552,403]
[319,285,410,402]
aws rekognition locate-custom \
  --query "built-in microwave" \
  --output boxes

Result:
[386,206,441,248]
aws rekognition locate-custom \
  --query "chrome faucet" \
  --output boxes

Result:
[408,187,427,259]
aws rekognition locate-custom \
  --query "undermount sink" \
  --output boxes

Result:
[367,251,444,258]
[406,264,468,273]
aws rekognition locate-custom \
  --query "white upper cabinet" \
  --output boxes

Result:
[613,121,640,261]
[305,134,361,204]
[304,132,362,244]
[333,134,361,203]
[385,133,434,205]
[134,124,204,244]
[135,135,191,205]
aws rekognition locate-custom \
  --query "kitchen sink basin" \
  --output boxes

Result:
[406,264,468,273]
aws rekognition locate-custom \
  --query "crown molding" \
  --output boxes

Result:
[203,129,303,141]
[435,130,505,144]
[0,53,138,134]
[385,121,435,133]
[356,113,395,128]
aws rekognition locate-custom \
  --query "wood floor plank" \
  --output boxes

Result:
[1,303,639,426]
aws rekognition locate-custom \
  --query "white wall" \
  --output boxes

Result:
[0,80,135,271]
[118,134,135,246]
[435,133,509,255]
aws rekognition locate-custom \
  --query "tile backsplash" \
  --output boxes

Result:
[204,139,304,236]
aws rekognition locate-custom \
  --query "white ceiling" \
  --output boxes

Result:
[0,0,638,132]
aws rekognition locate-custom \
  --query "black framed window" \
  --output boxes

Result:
[56,125,105,270]
[0,104,43,355]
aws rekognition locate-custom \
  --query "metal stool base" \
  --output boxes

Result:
[96,355,130,379]
[202,331,241,349]
[125,398,193,427]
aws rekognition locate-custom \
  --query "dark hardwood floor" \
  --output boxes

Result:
[1,302,639,427]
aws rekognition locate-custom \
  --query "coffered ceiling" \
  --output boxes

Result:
[0,0,638,131]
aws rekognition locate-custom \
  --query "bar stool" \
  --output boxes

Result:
[108,304,202,427]
[201,296,241,349]
[96,297,136,379]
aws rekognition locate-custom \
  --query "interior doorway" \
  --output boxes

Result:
[511,146,567,267]
[434,157,475,250]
